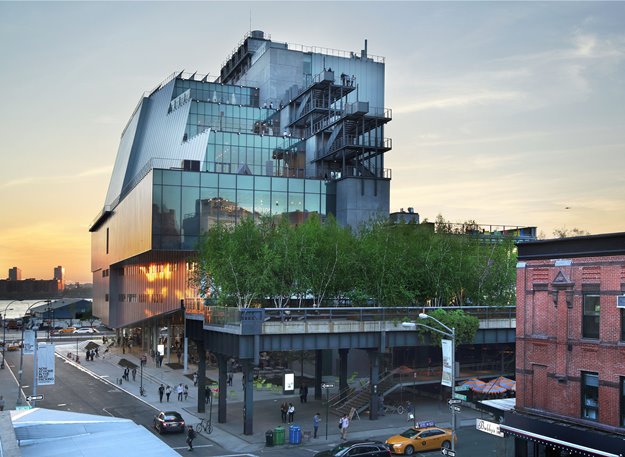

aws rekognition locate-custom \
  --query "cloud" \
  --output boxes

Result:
[394,90,524,114]
[0,165,112,188]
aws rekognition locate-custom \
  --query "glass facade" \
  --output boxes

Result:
[152,169,332,250]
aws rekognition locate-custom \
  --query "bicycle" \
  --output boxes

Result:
[383,403,405,415]
[195,417,213,434]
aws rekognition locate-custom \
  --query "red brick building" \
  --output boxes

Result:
[503,232,625,457]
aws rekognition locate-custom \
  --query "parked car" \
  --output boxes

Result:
[314,440,391,457]
[385,426,455,455]
[153,411,185,434]
[74,327,98,334]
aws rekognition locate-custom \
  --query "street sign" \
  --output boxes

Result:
[321,383,335,389]
[26,394,44,401]
[453,393,467,401]
[454,385,469,391]
[476,418,504,437]
[441,448,456,456]
[448,399,461,405]
[452,405,461,412]
[16,405,32,410]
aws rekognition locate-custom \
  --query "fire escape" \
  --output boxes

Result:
[284,70,392,180]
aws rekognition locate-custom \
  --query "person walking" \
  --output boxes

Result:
[287,403,295,423]
[186,425,196,451]
[339,414,350,440]
[299,383,305,403]
[313,412,321,438]
[303,383,309,403]
[165,385,172,402]
[280,401,288,423]
[193,372,198,387]
[177,383,184,401]
[184,384,189,401]
[158,384,164,403]
[227,372,233,386]
[132,367,137,381]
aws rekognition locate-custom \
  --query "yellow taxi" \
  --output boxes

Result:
[59,327,76,334]
[385,423,456,455]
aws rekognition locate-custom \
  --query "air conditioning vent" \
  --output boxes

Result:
[617,295,625,308]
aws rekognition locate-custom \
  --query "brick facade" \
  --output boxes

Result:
[516,234,625,434]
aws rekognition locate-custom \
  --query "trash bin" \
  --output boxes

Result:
[265,430,274,447]
[289,425,302,445]
[273,426,285,445]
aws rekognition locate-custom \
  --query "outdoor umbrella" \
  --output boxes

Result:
[482,377,508,394]
[461,377,486,392]
[85,341,100,351]
[117,358,138,369]
[495,376,516,391]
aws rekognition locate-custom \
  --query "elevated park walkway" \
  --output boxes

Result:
[184,305,516,435]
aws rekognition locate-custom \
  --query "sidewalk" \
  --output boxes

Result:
[54,340,486,453]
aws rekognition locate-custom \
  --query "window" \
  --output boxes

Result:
[582,293,600,339]
[581,371,599,421]
[621,308,625,342]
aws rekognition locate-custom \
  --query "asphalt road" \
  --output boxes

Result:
[2,350,219,455]
[3,349,514,457]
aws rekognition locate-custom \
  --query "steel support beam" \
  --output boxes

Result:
[242,360,254,435]
[196,340,206,413]
[368,350,381,420]
[315,349,323,400]
[217,354,228,423]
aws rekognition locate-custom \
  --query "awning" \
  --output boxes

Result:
[500,424,622,457]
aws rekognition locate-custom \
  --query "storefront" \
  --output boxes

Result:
[503,411,624,457]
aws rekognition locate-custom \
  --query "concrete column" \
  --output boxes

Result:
[197,340,206,413]
[338,348,349,396]
[166,325,171,364]
[217,354,228,423]
[368,350,381,420]
[314,349,323,400]
[242,360,254,435]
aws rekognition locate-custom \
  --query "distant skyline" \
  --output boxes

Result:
[1,1,624,284]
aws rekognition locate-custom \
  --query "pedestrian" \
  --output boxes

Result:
[95,347,99,357]
[193,372,198,387]
[177,383,184,401]
[299,383,305,403]
[184,384,189,401]
[158,384,165,403]
[287,403,295,423]
[313,412,321,438]
[0,395,5,411]
[132,367,137,381]
[205,385,211,404]
[303,383,309,403]
[227,372,233,386]
[339,414,349,440]
[280,401,288,423]
[166,385,172,402]
[186,425,196,451]
[177,349,182,364]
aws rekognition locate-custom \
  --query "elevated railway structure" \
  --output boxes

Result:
[185,305,515,435]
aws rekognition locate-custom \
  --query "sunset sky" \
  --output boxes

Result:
[1,1,624,284]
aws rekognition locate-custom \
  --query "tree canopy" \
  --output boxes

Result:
[194,214,517,309]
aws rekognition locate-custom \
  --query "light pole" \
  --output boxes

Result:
[16,299,50,406]
[2,300,21,368]
[403,313,456,454]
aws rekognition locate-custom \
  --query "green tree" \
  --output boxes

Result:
[416,308,479,346]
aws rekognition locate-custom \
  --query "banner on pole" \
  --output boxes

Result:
[441,339,452,387]
[23,330,36,355]
[37,343,55,385]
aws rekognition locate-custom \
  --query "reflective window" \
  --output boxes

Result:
[163,170,181,186]
[219,174,236,189]
[289,193,304,212]
[182,171,200,187]
[238,175,254,190]
[181,187,200,237]
[272,191,288,215]
[581,371,599,421]
[161,186,181,236]
[153,169,162,185]
[273,177,288,192]
[288,179,304,193]
[201,172,218,188]
[152,185,163,235]
[582,293,600,339]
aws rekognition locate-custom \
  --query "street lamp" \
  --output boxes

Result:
[16,299,51,406]
[2,300,21,369]
[402,313,456,455]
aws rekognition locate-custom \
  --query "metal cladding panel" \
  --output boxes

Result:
[105,99,148,207]
[127,80,208,179]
